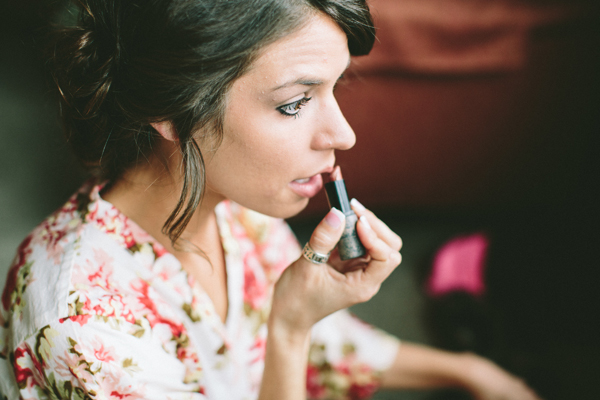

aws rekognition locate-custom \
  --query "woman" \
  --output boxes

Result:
[0,0,540,399]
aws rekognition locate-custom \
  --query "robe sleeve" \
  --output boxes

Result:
[5,315,208,400]
[308,310,400,400]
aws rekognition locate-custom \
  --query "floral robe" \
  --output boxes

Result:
[0,181,399,399]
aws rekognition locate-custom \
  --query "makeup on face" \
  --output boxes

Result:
[204,14,352,220]
[289,173,324,199]
[325,166,366,260]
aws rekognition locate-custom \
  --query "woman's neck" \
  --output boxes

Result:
[103,150,231,323]
[102,156,225,256]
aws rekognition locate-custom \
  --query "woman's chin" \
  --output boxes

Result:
[285,198,311,218]
[250,197,310,220]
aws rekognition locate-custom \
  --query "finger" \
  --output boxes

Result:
[351,199,402,251]
[306,208,346,257]
[356,216,393,262]
[329,250,371,273]
[350,199,402,251]
[354,216,401,282]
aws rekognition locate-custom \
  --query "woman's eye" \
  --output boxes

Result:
[277,97,312,118]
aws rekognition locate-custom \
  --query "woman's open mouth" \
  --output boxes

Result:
[288,173,324,198]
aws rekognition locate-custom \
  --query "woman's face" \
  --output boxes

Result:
[202,13,356,218]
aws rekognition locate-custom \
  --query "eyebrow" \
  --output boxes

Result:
[270,58,352,92]
[270,78,323,92]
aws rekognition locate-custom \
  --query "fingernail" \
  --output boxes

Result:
[391,252,402,265]
[359,215,371,229]
[325,208,344,228]
[350,198,366,212]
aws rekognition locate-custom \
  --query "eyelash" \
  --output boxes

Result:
[277,97,312,118]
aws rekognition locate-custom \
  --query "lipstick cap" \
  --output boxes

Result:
[325,180,351,214]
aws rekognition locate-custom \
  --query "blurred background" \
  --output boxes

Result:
[1,0,599,399]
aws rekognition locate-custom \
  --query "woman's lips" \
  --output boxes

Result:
[289,173,324,198]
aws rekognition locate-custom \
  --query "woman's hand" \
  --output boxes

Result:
[328,198,404,273]
[270,199,402,335]
[463,354,542,400]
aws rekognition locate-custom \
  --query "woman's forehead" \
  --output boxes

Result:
[242,14,350,90]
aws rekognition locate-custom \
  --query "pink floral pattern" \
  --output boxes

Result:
[0,181,399,399]
[306,343,380,400]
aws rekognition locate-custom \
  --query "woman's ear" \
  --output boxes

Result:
[151,121,178,141]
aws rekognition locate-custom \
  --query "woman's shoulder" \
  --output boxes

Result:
[0,180,158,351]
[1,185,91,339]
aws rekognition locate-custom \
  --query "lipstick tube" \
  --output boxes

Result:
[325,167,366,260]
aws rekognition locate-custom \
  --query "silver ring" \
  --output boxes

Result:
[302,242,330,264]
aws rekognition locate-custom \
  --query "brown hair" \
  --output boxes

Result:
[51,0,375,245]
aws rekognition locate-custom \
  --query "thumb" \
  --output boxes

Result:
[306,208,346,259]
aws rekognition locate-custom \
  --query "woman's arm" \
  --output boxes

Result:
[380,343,542,400]
[259,205,402,399]
[380,343,469,389]
[259,321,311,399]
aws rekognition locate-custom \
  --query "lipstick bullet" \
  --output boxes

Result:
[325,166,366,260]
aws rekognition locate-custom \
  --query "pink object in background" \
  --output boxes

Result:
[426,233,490,298]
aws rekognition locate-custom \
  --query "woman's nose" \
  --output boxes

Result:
[311,97,356,151]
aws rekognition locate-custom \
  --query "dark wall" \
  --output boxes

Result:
[298,2,600,398]
[302,0,600,217]
[0,0,85,271]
